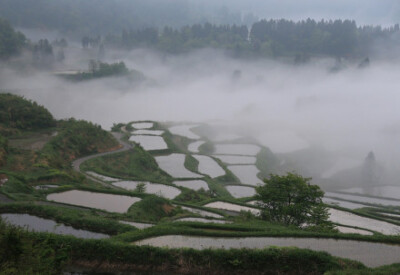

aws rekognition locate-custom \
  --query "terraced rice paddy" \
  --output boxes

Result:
[193,155,225,178]
[188,140,204,153]
[129,135,168,150]
[328,208,400,235]
[134,235,400,267]
[155,154,202,178]
[204,201,261,215]
[339,186,400,200]
[131,122,154,129]
[0,213,109,239]
[335,226,373,236]
[325,192,400,207]
[225,185,256,198]
[214,144,261,156]
[213,155,256,164]
[112,181,181,199]
[34,185,58,190]
[178,205,223,218]
[47,190,141,213]
[168,124,200,139]
[131,129,164,135]
[228,165,262,186]
[173,217,229,224]
[86,171,120,182]
[173,180,209,191]
[322,197,367,209]
[119,220,154,229]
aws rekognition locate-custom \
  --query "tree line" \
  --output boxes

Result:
[102,19,400,59]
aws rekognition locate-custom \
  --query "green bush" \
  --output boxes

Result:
[0,93,56,131]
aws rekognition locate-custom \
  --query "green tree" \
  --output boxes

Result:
[255,172,331,228]
[135,182,146,193]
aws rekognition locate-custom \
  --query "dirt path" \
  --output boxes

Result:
[72,132,133,187]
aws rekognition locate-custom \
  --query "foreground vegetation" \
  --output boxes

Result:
[0,220,367,274]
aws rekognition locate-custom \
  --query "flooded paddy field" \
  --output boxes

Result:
[131,129,164,135]
[47,190,141,213]
[178,205,224,218]
[113,181,181,199]
[225,185,256,198]
[325,192,400,207]
[227,165,262,186]
[0,213,109,239]
[173,217,230,224]
[339,186,400,200]
[188,140,205,153]
[130,122,154,129]
[193,155,225,178]
[322,197,368,209]
[173,180,209,191]
[155,154,202,178]
[128,135,168,150]
[168,124,200,139]
[34,185,59,190]
[134,235,400,267]
[86,171,121,182]
[335,226,373,235]
[119,220,154,229]
[328,208,400,235]
[204,201,261,215]
[213,155,256,165]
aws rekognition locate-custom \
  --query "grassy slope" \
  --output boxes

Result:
[81,145,172,183]
[40,118,119,168]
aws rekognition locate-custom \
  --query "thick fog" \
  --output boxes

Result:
[2,47,400,185]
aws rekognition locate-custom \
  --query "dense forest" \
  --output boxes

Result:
[1,14,400,61]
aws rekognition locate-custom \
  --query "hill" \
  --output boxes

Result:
[0,93,56,134]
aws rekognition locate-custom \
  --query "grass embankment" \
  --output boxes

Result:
[40,118,119,168]
[81,145,172,183]
[126,195,183,223]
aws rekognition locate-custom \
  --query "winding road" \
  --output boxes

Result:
[72,132,133,186]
